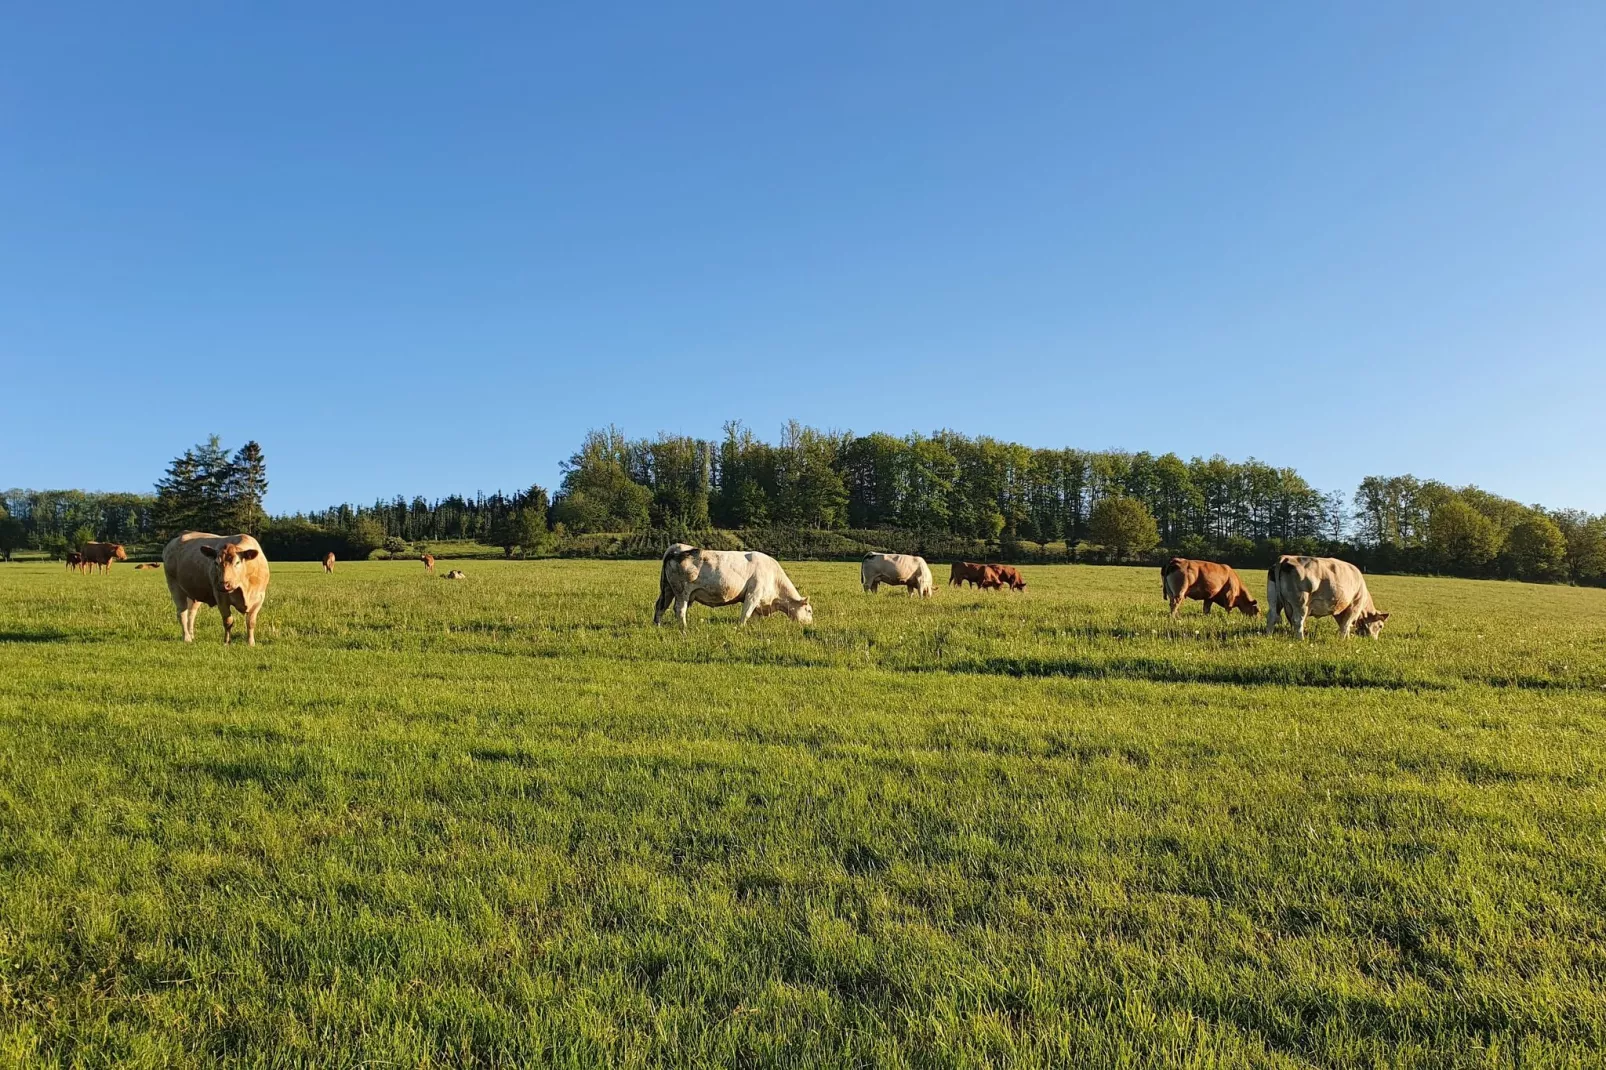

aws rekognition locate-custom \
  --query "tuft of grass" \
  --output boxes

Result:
[0,560,1604,1067]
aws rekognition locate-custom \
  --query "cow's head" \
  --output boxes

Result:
[782,596,814,624]
[1357,611,1389,638]
[1234,592,1260,617]
[113,544,128,561]
[199,542,260,594]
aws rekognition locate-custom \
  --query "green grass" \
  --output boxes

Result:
[1,560,1604,1068]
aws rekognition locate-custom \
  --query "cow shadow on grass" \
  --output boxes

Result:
[928,655,1441,691]
[0,628,77,644]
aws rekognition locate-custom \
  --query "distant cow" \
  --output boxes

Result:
[134,562,162,570]
[162,532,271,646]
[444,569,466,580]
[422,553,435,572]
[1266,555,1389,639]
[949,561,1005,590]
[323,552,336,573]
[1161,558,1257,619]
[861,553,935,597]
[993,564,1027,592]
[80,542,127,573]
[653,543,697,623]
[657,547,813,631]
[65,552,83,571]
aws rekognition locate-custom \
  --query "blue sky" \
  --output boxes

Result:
[5,3,1603,514]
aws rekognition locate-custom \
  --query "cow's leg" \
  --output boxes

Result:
[173,596,194,642]
[675,597,690,634]
[184,603,201,642]
[1334,607,1355,639]
[245,604,260,647]
[1202,599,1211,615]
[1292,599,1310,640]
[739,597,758,626]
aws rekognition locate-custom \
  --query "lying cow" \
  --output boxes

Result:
[949,561,1005,589]
[444,569,466,580]
[162,532,271,646]
[993,564,1027,592]
[1161,557,1257,619]
[134,562,162,570]
[861,553,935,597]
[323,552,336,573]
[81,541,127,573]
[657,547,813,631]
[1266,555,1389,639]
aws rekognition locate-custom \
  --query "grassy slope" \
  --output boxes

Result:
[0,561,1604,1068]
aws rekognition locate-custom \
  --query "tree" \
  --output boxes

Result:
[1425,499,1500,574]
[223,441,269,533]
[553,427,653,533]
[155,435,268,535]
[1552,510,1606,585]
[1089,496,1159,560]
[71,524,97,551]
[382,536,409,559]
[0,513,23,561]
[347,516,386,559]
[1503,514,1568,583]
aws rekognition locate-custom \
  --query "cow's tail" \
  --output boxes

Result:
[655,545,695,624]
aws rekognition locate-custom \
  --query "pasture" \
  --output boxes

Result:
[1,560,1604,1067]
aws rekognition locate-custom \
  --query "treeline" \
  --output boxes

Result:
[2,427,1603,586]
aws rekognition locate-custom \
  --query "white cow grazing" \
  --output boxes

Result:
[658,547,813,631]
[1266,555,1389,639]
[162,532,271,646]
[860,553,935,597]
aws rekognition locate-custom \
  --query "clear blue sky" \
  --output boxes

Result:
[5,3,1603,514]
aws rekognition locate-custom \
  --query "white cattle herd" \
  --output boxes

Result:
[88,534,1392,645]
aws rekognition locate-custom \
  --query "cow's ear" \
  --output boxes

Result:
[1376,613,1390,622]
[199,545,217,558]
[238,549,260,560]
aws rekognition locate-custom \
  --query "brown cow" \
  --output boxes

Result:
[134,562,162,570]
[993,564,1027,592]
[1161,557,1258,619]
[81,542,128,573]
[66,552,84,571]
[323,552,336,573]
[949,561,1006,590]
[422,553,435,573]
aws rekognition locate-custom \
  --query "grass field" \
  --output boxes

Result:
[1,559,1604,1067]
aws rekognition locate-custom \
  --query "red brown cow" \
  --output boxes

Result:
[949,561,1006,590]
[323,552,336,573]
[1161,557,1259,619]
[80,542,127,573]
[993,565,1027,592]
[422,553,435,573]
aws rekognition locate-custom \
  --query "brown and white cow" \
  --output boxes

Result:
[657,547,812,631]
[422,553,435,573]
[80,542,127,573]
[323,552,336,573]
[1266,555,1389,639]
[444,569,466,580]
[1161,558,1258,619]
[162,532,271,646]
[861,553,935,597]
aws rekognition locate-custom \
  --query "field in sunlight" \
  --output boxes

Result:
[2,559,1604,1067]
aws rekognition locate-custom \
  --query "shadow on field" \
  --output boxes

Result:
[0,628,75,644]
[932,655,1442,690]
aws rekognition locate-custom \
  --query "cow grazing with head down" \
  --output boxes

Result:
[657,547,813,632]
[80,542,127,573]
[949,562,1006,590]
[861,553,935,597]
[1161,558,1257,619]
[323,552,336,573]
[162,532,271,645]
[1266,555,1389,639]
[422,553,435,573]
[993,564,1027,592]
